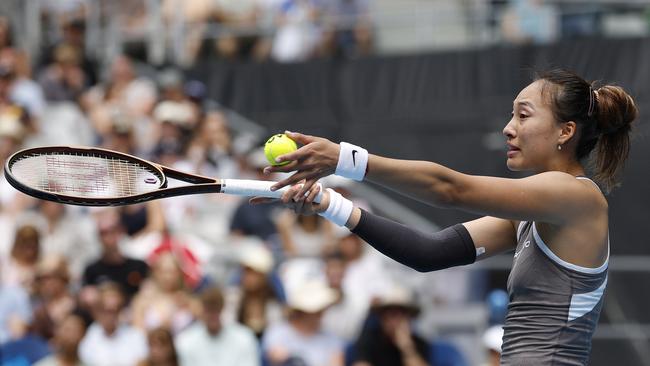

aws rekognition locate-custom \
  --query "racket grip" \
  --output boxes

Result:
[222,179,323,203]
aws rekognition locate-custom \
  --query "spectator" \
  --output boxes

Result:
[223,239,284,338]
[34,311,90,366]
[276,211,335,258]
[39,18,98,86]
[131,250,200,335]
[352,285,429,366]
[321,0,374,58]
[263,280,344,366]
[175,286,260,366]
[500,0,559,44]
[271,0,324,62]
[108,200,166,263]
[0,48,46,119]
[0,16,14,51]
[21,200,99,280]
[212,0,261,60]
[230,148,283,241]
[138,327,179,366]
[79,282,148,366]
[321,250,366,342]
[82,55,157,146]
[165,109,240,239]
[0,280,32,344]
[335,229,390,320]
[157,68,187,103]
[31,256,76,341]
[151,100,197,165]
[0,334,51,366]
[117,200,166,244]
[81,210,149,305]
[99,109,138,154]
[481,325,504,366]
[0,107,32,215]
[1,224,40,291]
[186,110,238,179]
[38,43,88,102]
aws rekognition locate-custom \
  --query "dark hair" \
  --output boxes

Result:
[200,286,224,311]
[536,69,638,191]
[144,327,179,366]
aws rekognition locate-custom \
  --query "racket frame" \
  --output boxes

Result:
[4,146,225,206]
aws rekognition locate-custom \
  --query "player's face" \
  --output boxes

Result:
[503,80,560,172]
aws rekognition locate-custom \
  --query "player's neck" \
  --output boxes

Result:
[540,157,584,177]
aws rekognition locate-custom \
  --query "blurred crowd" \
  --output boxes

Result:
[33,0,375,66]
[0,6,503,366]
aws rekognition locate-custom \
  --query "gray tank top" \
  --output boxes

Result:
[500,178,609,366]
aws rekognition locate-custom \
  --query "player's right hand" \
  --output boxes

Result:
[249,181,330,217]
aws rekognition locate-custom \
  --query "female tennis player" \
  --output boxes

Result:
[255,69,638,365]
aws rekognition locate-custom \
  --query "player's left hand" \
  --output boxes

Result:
[264,131,340,199]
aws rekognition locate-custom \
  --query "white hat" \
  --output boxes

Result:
[238,238,274,274]
[483,325,504,353]
[373,284,419,315]
[287,280,338,313]
[153,101,193,126]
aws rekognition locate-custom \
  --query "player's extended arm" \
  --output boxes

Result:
[268,132,600,224]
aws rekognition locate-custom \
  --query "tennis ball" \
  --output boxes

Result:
[264,134,297,166]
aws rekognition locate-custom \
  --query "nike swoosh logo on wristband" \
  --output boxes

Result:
[352,150,358,166]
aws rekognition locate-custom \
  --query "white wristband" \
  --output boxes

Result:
[318,188,354,227]
[335,142,368,181]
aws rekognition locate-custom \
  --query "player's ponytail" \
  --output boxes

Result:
[536,69,638,192]
[592,85,638,191]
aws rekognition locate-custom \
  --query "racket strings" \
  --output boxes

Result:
[10,151,162,198]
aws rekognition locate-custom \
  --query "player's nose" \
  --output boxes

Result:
[503,118,516,139]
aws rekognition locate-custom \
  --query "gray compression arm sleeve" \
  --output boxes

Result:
[351,209,476,272]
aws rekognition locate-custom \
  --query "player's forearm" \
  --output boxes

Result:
[347,209,476,272]
[365,155,464,208]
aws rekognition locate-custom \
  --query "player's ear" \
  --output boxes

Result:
[558,121,577,145]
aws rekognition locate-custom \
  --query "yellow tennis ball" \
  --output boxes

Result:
[264,134,297,166]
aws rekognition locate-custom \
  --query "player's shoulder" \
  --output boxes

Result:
[528,171,594,191]
[531,171,608,211]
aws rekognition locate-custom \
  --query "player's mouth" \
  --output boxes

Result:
[506,143,520,158]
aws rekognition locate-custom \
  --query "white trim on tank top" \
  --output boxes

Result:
[532,222,609,274]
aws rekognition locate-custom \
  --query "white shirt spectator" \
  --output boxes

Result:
[79,323,148,366]
[10,78,46,118]
[0,284,32,344]
[271,0,322,62]
[175,322,260,366]
[321,292,367,342]
[262,321,344,366]
[342,248,391,312]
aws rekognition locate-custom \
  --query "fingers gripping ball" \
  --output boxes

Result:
[264,134,298,166]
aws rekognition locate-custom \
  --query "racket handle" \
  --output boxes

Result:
[222,179,323,203]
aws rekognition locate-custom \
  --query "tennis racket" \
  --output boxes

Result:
[4,146,322,206]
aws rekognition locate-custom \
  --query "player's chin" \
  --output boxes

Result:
[506,157,524,171]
